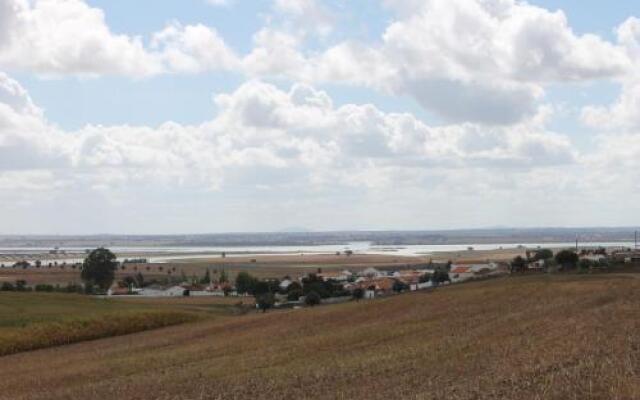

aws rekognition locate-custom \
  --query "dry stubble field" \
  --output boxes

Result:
[2,273,640,399]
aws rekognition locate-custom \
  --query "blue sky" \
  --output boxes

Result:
[1,0,640,234]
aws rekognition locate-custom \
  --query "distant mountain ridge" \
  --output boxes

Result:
[1,227,639,248]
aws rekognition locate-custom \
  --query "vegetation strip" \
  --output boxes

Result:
[0,310,196,356]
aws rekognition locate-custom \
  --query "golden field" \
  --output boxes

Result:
[0,293,248,357]
[2,273,640,399]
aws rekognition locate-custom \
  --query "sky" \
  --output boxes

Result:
[1,0,640,234]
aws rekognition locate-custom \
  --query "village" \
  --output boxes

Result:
[4,244,640,313]
[105,261,507,303]
[96,245,640,310]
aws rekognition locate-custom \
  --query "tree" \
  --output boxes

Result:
[1,282,14,291]
[578,259,593,273]
[235,272,258,295]
[286,281,303,301]
[392,280,409,293]
[219,268,229,283]
[80,248,118,291]
[200,269,211,285]
[121,276,136,288]
[352,287,365,301]
[419,272,432,283]
[533,249,554,261]
[301,274,332,298]
[15,280,28,291]
[134,272,145,287]
[431,268,450,285]
[253,281,271,296]
[287,281,302,293]
[305,291,321,307]
[256,292,275,313]
[555,250,579,270]
[510,256,527,273]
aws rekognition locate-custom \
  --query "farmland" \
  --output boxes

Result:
[2,273,640,399]
[0,252,431,285]
[0,293,245,357]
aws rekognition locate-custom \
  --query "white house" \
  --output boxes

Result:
[581,254,606,263]
[364,289,376,299]
[360,267,384,278]
[279,279,293,290]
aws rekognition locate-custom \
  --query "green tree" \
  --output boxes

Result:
[578,259,593,273]
[555,250,579,270]
[392,280,409,293]
[510,256,527,273]
[352,287,365,301]
[219,268,229,283]
[201,269,211,285]
[253,281,271,296]
[256,292,275,313]
[134,272,145,287]
[80,248,118,291]
[431,268,451,285]
[286,281,303,301]
[235,272,258,295]
[15,280,28,291]
[305,291,321,307]
[301,274,332,298]
[287,288,303,301]
[533,249,554,261]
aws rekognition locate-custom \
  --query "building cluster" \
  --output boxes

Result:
[107,262,509,301]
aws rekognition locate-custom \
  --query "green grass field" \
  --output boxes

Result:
[0,293,244,356]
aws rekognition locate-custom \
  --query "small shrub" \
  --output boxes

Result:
[1,282,15,291]
[305,291,321,307]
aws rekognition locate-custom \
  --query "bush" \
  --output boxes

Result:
[63,283,83,293]
[35,284,55,292]
[256,293,275,313]
[393,280,409,293]
[352,287,364,301]
[15,280,28,292]
[511,256,527,273]
[1,282,15,291]
[84,282,96,295]
[305,291,321,307]
[578,259,593,273]
[287,289,303,302]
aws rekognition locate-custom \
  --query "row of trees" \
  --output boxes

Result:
[1,280,87,293]
[511,248,609,273]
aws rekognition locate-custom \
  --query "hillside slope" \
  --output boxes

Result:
[1,275,640,399]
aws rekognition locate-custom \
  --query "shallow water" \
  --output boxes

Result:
[0,241,635,265]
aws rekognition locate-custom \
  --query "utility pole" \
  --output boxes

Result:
[575,235,579,252]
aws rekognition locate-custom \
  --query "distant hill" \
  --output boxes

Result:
[1,227,639,247]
